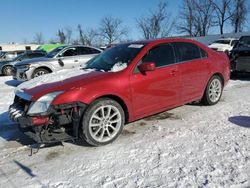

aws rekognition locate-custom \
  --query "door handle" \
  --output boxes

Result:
[74,60,78,62]
[170,69,178,76]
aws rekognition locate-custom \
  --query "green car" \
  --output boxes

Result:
[36,44,64,53]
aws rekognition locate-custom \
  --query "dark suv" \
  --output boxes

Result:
[230,36,250,73]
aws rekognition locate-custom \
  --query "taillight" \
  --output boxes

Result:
[32,116,49,126]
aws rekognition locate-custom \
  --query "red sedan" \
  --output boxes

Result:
[9,38,230,146]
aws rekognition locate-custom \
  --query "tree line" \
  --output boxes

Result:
[32,0,249,46]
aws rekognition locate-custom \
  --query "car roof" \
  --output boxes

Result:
[215,38,238,41]
[62,45,102,51]
[121,37,205,46]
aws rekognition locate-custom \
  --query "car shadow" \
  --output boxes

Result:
[0,112,35,146]
[5,79,22,87]
[228,116,250,128]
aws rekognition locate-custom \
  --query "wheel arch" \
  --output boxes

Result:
[212,72,225,86]
[94,95,130,124]
[35,66,53,73]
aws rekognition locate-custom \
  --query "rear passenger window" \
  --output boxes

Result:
[200,48,208,58]
[173,42,201,62]
[142,44,175,67]
[28,53,45,58]
[78,47,101,55]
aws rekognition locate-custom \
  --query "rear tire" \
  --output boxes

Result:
[32,68,49,78]
[80,98,125,146]
[2,65,13,76]
[202,75,223,105]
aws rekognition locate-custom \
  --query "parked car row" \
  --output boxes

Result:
[13,45,102,81]
[9,38,230,146]
[0,50,26,61]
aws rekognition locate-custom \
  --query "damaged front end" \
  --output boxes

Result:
[9,93,87,144]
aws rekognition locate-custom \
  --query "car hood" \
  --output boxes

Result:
[208,43,229,49]
[15,57,52,66]
[0,60,12,65]
[15,68,111,100]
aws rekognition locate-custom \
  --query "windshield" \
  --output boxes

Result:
[239,36,250,47]
[85,43,145,72]
[214,40,230,45]
[46,46,65,58]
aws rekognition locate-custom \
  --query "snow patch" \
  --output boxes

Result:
[15,68,94,92]
[110,62,127,72]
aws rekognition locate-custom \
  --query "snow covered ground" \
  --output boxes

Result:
[1,75,250,187]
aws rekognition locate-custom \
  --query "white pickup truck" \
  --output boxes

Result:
[208,38,238,54]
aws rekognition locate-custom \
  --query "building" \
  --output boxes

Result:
[0,44,40,52]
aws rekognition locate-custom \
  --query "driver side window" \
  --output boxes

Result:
[61,48,77,57]
[142,44,175,67]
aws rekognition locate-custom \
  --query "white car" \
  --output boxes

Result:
[13,45,102,81]
[208,38,238,54]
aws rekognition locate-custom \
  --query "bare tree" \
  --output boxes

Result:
[84,28,99,46]
[77,24,85,45]
[48,38,58,44]
[177,0,197,36]
[33,32,44,44]
[230,0,247,33]
[178,0,215,37]
[194,0,215,36]
[211,0,233,34]
[76,24,99,46]
[57,29,66,44]
[65,26,73,44]
[99,15,128,45]
[137,2,175,39]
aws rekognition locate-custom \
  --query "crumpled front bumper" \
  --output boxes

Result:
[9,101,87,144]
[13,67,35,81]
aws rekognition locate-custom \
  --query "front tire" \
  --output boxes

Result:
[80,98,125,146]
[32,68,49,78]
[2,65,13,76]
[202,75,223,105]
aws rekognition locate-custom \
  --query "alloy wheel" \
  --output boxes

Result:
[208,78,222,103]
[89,105,122,143]
[34,71,46,77]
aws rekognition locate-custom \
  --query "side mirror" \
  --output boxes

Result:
[138,62,156,73]
[58,59,64,67]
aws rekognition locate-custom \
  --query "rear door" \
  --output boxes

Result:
[130,43,181,119]
[173,42,209,104]
[77,47,101,67]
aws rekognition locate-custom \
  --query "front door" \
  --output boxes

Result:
[130,44,181,119]
[57,47,79,69]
